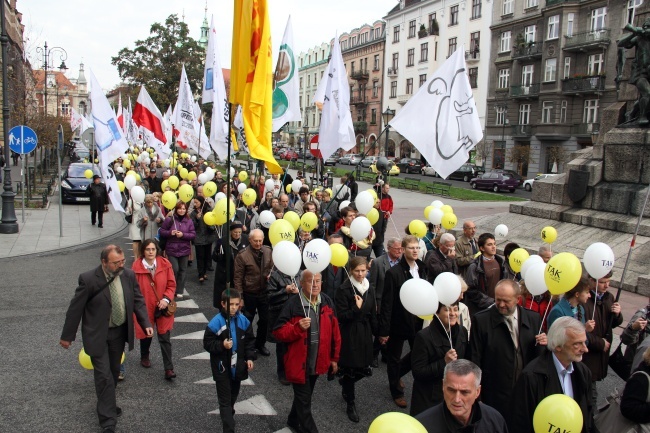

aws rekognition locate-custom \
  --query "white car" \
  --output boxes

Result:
[421,165,437,176]
[523,173,557,191]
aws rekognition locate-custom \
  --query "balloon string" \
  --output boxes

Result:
[435,314,453,350]
[388,214,400,238]
[592,283,598,321]
[538,298,552,335]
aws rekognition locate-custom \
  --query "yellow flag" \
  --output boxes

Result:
[230,0,282,174]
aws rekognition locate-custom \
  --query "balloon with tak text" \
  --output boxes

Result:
[541,226,557,244]
[495,224,508,238]
[368,412,427,433]
[544,252,582,295]
[441,213,458,230]
[583,242,615,280]
[300,212,318,232]
[269,219,295,246]
[302,239,332,273]
[509,248,530,273]
[409,220,427,238]
[533,394,583,433]
[259,210,276,228]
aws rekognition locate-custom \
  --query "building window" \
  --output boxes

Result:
[547,15,559,40]
[420,43,429,62]
[299,77,303,89]
[629,0,643,25]
[563,57,571,79]
[392,52,399,70]
[468,68,478,88]
[471,0,482,19]
[519,104,531,125]
[499,31,511,53]
[525,0,538,8]
[312,113,316,125]
[470,32,480,53]
[434,41,438,60]
[407,48,415,66]
[374,54,379,70]
[406,78,413,94]
[299,95,302,107]
[560,100,567,123]
[419,74,427,88]
[498,69,510,88]
[524,25,536,43]
[522,64,534,86]
[493,141,506,169]
[409,20,416,38]
[350,61,355,74]
[450,5,459,26]
[544,58,557,82]
[591,7,607,31]
[502,0,513,15]
[371,109,377,124]
[390,81,397,98]
[307,75,311,87]
[567,13,575,37]
[372,80,378,97]
[496,106,507,125]
[542,101,553,124]
[584,99,599,123]
[393,26,400,43]
[361,32,368,43]
[429,13,437,32]
[588,53,604,75]
[448,37,457,57]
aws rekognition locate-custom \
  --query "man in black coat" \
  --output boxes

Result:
[465,233,506,316]
[469,279,547,418]
[424,232,458,284]
[60,245,152,433]
[379,235,429,408]
[87,175,109,228]
[321,234,347,300]
[508,316,596,433]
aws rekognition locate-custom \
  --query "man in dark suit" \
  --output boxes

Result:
[87,175,109,228]
[469,279,547,418]
[321,234,348,300]
[60,245,152,433]
[425,232,458,284]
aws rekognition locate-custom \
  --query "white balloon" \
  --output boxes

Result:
[350,216,372,242]
[355,190,375,215]
[163,159,170,168]
[143,157,151,165]
[265,179,275,193]
[259,210,276,228]
[431,200,444,209]
[520,255,544,281]
[292,179,303,193]
[583,242,615,280]
[433,272,462,306]
[399,279,439,316]
[191,155,197,162]
[237,183,247,194]
[339,200,351,211]
[116,166,125,174]
[215,192,226,202]
[524,262,548,296]
[428,208,444,225]
[302,239,332,273]
[495,224,509,238]
[130,185,145,203]
[124,174,136,190]
[272,241,302,277]
[121,153,129,161]
[229,167,236,178]
[197,173,208,185]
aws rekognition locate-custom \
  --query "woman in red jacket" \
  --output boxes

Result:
[132,239,177,380]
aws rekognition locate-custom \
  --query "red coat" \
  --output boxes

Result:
[272,294,341,384]
[380,194,393,217]
[518,294,552,333]
[132,257,176,338]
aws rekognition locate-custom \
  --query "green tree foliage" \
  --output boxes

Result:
[111,14,205,108]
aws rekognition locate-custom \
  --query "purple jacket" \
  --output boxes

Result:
[159,213,196,257]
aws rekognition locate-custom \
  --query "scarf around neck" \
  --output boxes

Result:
[350,277,369,296]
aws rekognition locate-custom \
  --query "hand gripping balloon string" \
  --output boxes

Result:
[435,313,453,350]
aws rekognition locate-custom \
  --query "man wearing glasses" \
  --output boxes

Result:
[455,220,478,279]
[60,245,152,433]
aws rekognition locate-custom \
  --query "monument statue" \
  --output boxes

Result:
[618,19,650,126]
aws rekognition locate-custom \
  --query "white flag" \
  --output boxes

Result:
[164,105,173,145]
[318,34,355,161]
[234,106,249,154]
[173,64,200,152]
[100,165,125,212]
[272,16,301,131]
[312,61,330,108]
[89,70,129,168]
[203,16,230,160]
[70,107,92,133]
[389,46,483,179]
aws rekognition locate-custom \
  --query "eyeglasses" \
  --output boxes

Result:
[109,259,126,266]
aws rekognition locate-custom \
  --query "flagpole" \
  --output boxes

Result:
[225,102,233,337]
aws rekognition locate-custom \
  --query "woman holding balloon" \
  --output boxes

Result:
[335,256,378,423]
[190,196,216,283]
[547,276,594,330]
[159,201,196,299]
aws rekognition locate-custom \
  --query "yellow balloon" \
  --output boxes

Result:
[84,169,93,179]
[330,243,349,267]
[123,159,131,169]
[239,171,248,182]
[126,170,137,178]
[544,252,582,295]
[169,158,178,168]
[179,167,189,179]
[409,219,427,238]
[283,211,300,231]
[135,173,141,182]
[541,226,558,244]
[441,213,458,230]
[203,211,217,226]
[94,158,99,164]
[367,188,378,200]
[440,204,454,215]
[203,181,217,197]
[368,412,427,433]
[162,191,178,210]
[213,198,236,226]
[286,184,291,193]
[161,179,169,191]
[418,314,434,321]
[178,184,194,203]
[367,208,380,225]
[79,348,93,370]
[187,171,197,181]
[117,180,125,192]
[300,212,318,232]
[168,175,180,190]
[269,219,295,246]
[533,394,583,433]
[509,248,530,273]
[173,151,178,157]
[242,188,257,206]
[423,205,434,220]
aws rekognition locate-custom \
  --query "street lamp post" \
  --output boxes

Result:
[36,42,68,117]
[382,106,395,157]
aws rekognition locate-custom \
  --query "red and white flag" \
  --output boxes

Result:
[116,92,124,133]
[133,85,170,157]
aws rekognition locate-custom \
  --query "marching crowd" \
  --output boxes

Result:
[63,155,650,433]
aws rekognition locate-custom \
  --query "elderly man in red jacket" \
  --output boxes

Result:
[273,269,341,433]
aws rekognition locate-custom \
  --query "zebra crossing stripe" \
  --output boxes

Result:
[174,312,208,323]
[208,394,276,416]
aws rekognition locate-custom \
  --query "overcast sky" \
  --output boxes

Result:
[21,0,398,91]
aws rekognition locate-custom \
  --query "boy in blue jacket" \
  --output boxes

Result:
[203,289,256,433]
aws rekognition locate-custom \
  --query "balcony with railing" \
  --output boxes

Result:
[465,50,480,62]
[512,41,543,60]
[510,83,540,98]
[572,122,600,137]
[561,75,605,94]
[546,0,578,6]
[350,69,369,82]
[511,124,534,137]
[350,95,367,106]
[397,94,410,105]
[563,29,611,51]
[387,67,398,77]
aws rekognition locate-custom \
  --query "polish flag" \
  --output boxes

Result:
[116,92,124,132]
[132,85,167,144]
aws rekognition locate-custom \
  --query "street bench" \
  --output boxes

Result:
[397,177,420,191]
[359,171,376,183]
[425,181,451,197]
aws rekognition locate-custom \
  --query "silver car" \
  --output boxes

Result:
[347,154,363,165]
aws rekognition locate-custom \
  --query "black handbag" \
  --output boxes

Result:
[609,341,632,381]
[124,214,133,224]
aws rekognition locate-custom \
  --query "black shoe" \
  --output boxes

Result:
[287,419,304,433]
[92,222,96,226]
[256,346,271,357]
[346,402,359,423]
[371,357,379,368]
[102,427,115,433]
[116,407,122,417]
[98,225,103,228]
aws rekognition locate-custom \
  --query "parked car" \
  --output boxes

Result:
[324,155,339,166]
[360,156,379,168]
[70,143,91,162]
[339,154,362,165]
[282,150,299,161]
[469,172,520,193]
[523,173,557,191]
[296,150,315,160]
[492,169,524,186]
[421,165,437,176]
[396,157,424,174]
[445,163,484,182]
[61,163,101,204]
[370,162,400,176]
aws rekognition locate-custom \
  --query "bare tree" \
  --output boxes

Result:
[507,144,534,175]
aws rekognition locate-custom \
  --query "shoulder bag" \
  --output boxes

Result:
[595,371,650,433]
[148,271,177,317]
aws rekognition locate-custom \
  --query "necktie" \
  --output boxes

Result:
[470,239,477,255]
[333,266,338,275]
[109,277,125,326]
[506,316,518,349]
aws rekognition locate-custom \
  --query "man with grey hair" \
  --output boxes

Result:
[508,317,595,433]
[455,220,478,279]
[538,245,553,263]
[425,232,458,284]
[416,359,508,432]
[469,279,547,418]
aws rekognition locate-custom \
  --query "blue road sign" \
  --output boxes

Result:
[8,125,38,154]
